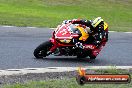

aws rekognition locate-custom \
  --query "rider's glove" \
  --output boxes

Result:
[75,42,84,49]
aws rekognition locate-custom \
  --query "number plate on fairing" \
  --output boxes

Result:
[55,24,72,39]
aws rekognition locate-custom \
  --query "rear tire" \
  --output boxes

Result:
[77,54,87,58]
[77,51,88,58]
[34,41,53,58]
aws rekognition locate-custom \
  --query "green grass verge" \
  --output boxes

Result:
[0,0,132,31]
[3,69,132,88]
[3,78,132,88]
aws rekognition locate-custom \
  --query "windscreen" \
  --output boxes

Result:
[68,24,81,34]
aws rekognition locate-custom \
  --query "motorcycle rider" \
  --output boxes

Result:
[62,17,108,59]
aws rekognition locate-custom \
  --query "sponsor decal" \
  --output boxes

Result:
[76,67,131,85]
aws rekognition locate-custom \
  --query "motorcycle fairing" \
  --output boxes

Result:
[55,23,89,43]
[54,23,73,39]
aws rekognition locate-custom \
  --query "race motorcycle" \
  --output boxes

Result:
[34,23,107,59]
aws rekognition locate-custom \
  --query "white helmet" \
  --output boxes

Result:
[91,17,104,28]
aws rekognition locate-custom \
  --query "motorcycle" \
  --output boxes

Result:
[34,23,101,59]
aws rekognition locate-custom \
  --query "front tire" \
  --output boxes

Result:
[34,41,53,58]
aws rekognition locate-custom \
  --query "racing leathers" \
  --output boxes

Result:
[63,19,108,58]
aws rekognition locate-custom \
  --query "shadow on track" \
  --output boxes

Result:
[33,56,101,64]
[32,55,112,67]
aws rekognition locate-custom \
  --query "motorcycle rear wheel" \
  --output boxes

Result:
[77,52,88,58]
[34,40,53,58]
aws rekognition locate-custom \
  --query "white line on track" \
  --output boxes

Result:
[124,32,132,33]
[26,27,37,28]
[0,66,132,76]
[1,26,132,33]
[109,31,116,32]
[2,26,15,27]
[50,28,56,29]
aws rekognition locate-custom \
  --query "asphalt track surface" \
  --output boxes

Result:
[0,26,132,69]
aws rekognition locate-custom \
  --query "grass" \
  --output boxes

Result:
[94,66,130,74]
[0,0,132,31]
[3,78,132,88]
[3,69,132,88]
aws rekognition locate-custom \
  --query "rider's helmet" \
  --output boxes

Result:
[91,17,104,29]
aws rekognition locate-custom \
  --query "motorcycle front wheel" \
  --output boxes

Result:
[34,40,53,58]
